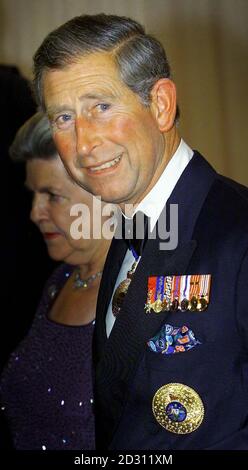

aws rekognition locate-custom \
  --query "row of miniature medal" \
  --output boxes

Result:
[145,274,211,313]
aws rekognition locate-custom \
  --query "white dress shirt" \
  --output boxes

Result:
[106,139,194,337]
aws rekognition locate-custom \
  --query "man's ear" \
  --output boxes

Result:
[150,79,177,132]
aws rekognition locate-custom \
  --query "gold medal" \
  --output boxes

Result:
[171,298,179,311]
[161,298,169,311]
[197,275,211,311]
[189,296,198,311]
[152,383,204,434]
[197,296,208,311]
[180,298,189,311]
[153,299,163,313]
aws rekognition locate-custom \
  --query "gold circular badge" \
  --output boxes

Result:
[152,383,204,434]
[153,299,163,313]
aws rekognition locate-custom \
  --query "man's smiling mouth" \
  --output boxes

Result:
[88,155,122,172]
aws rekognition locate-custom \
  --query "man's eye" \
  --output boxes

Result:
[55,114,73,129]
[95,103,111,112]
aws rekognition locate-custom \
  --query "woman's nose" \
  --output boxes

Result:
[30,193,49,224]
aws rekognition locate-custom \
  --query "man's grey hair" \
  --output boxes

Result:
[33,13,179,119]
[9,112,57,163]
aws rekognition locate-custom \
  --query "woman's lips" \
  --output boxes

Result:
[43,232,61,240]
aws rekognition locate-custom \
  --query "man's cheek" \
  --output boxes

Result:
[53,133,74,159]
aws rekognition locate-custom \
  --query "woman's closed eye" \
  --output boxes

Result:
[48,192,65,203]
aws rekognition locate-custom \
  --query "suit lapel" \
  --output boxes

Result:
[93,236,127,365]
[94,152,217,448]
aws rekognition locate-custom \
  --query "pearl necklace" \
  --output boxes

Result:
[73,267,103,289]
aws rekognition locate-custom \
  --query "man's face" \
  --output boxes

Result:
[43,52,166,208]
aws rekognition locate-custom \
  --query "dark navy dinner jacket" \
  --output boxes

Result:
[93,152,248,450]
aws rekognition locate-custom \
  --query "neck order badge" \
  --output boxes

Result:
[112,246,139,317]
[112,213,148,316]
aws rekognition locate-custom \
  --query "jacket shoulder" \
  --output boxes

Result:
[218,174,248,201]
[195,173,248,242]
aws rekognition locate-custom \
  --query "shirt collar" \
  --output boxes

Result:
[132,139,194,230]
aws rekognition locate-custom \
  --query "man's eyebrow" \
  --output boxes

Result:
[24,182,62,193]
[79,93,115,101]
[46,105,74,118]
[46,94,115,117]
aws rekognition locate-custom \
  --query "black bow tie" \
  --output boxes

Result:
[121,211,148,257]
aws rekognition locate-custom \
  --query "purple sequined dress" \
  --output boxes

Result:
[0,264,95,450]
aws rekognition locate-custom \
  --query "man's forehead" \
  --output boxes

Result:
[43,52,134,110]
[44,51,120,84]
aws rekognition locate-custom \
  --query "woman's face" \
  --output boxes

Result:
[26,155,106,263]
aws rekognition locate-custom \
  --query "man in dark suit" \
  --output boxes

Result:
[33,14,248,449]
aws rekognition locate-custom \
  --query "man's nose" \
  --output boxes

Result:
[75,116,102,162]
[30,194,49,225]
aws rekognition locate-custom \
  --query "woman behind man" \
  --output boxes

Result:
[0,112,113,450]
